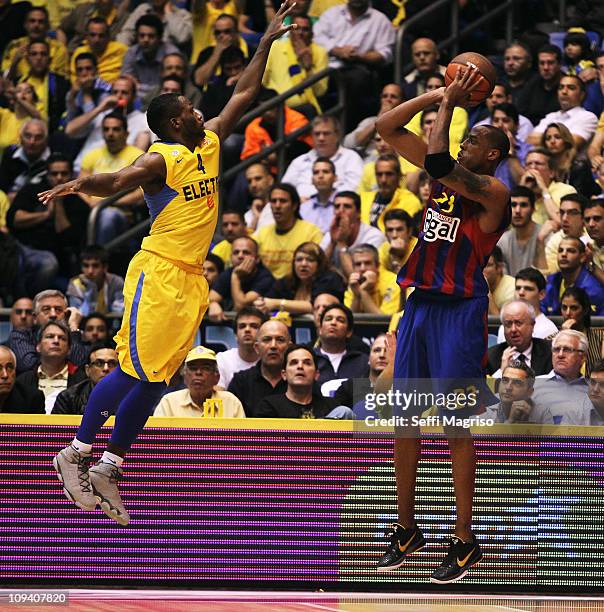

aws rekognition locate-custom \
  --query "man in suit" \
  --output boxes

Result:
[487,300,552,377]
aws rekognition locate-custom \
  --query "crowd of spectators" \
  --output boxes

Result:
[1,1,604,424]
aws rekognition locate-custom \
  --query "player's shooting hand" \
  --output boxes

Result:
[263,0,297,42]
[38,179,83,206]
[444,64,485,108]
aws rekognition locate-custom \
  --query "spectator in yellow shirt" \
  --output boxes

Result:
[2,6,69,80]
[70,17,128,85]
[344,244,400,314]
[78,112,145,243]
[0,81,42,155]
[262,14,328,117]
[360,153,422,232]
[154,346,245,418]
[254,183,323,278]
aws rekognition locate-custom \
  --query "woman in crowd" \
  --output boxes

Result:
[560,286,604,373]
[541,122,598,197]
[254,242,344,315]
[0,81,42,154]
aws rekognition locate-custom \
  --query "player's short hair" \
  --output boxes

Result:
[515,267,546,292]
[74,51,97,67]
[492,102,519,125]
[102,111,128,132]
[320,303,354,330]
[313,156,336,173]
[503,360,536,386]
[234,306,268,329]
[384,208,412,227]
[351,243,380,267]
[284,344,318,369]
[47,152,72,170]
[146,93,184,141]
[80,244,109,265]
[37,320,71,347]
[33,290,67,313]
[538,43,562,62]
[510,185,535,207]
[560,192,589,214]
[334,190,361,212]
[481,124,509,163]
[376,153,402,175]
[135,13,163,38]
[205,252,225,275]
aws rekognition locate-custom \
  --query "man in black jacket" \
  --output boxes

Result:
[313,303,369,387]
[487,300,553,377]
[257,344,338,418]
[0,346,44,414]
[52,345,118,414]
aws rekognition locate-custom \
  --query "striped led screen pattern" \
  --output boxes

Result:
[1,418,603,590]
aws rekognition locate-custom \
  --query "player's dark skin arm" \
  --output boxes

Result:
[37,153,167,204]
[375,88,446,169]
[429,66,510,233]
[205,0,297,142]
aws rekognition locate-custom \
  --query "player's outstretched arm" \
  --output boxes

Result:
[205,0,296,142]
[428,66,509,212]
[375,88,446,169]
[38,153,166,205]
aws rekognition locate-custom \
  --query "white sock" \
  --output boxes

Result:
[100,451,124,468]
[71,438,92,454]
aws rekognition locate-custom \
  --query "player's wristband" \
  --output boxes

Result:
[424,152,455,179]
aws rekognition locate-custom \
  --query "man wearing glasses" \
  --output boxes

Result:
[8,289,88,374]
[483,360,554,424]
[532,329,589,424]
[52,345,118,415]
[561,360,604,425]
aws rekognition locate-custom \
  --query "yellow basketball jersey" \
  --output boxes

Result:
[141,131,220,266]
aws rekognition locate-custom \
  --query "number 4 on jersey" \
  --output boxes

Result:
[197,153,206,174]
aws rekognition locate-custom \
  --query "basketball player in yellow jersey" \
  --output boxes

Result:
[38,1,298,527]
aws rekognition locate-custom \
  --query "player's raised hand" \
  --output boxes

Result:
[38,179,83,206]
[444,64,485,108]
[263,0,298,42]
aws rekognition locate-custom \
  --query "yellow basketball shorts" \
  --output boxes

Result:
[114,250,209,383]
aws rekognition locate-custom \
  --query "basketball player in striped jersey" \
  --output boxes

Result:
[38,1,298,527]
[375,66,511,583]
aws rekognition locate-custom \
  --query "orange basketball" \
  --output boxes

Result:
[444,52,496,106]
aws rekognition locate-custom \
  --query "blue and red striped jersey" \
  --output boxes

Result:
[397,180,510,298]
